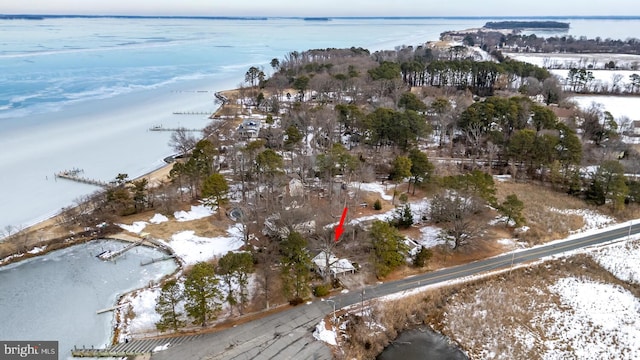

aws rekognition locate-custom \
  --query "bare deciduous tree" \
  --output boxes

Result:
[169,128,197,155]
[430,191,482,249]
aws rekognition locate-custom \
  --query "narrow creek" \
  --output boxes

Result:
[377,327,468,360]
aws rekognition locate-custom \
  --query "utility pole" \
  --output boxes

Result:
[326,299,336,324]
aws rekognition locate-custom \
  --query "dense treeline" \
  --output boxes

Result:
[445,30,640,55]
[484,21,569,29]
[269,44,552,100]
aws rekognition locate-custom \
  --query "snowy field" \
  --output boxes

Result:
[504,52,640,70]
[504,52,640,123]
[536,277,640,360]
[590,238,640,285]
[571,95,640,123]
[550,68,639,89]
[166,227,243,266]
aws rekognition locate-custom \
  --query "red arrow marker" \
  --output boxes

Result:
[335,207,348,242]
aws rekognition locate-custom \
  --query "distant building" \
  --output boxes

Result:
[237,119,261,139]
[632,120,640,136]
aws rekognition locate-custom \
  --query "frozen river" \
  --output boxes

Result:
[0,240,177,360]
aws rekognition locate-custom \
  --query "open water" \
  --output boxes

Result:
[378,327,468,360]
[0,240,177,359]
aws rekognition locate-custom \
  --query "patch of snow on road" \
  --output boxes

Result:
[152,343,171,352]
[167,226,243,265]
[350,182,392,201]
[591,239,640,285]
[549,208,614,232]
[174,205,214,222]
[537,277,640,360]
[149,214,169,224]
[118,221,147,234]
[313,320,337,346]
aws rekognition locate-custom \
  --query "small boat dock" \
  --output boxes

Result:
[55,169,109,188]
[96,238,145,261]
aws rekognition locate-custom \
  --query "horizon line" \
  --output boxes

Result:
[2,14,640,19]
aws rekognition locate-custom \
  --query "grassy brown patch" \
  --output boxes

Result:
[495,181,599,243]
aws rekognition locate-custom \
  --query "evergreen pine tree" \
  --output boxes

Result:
[184,262,222,327]
[155,279,185,333]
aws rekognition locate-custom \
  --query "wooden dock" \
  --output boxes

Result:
[96,302,130,315]
[172,111,213,115]
[141,254,176,266]
[55,169,109,188]
[97,239,145,261]
[149,125,200,132]
[72,334,205,357]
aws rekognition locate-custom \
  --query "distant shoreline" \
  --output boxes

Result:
[3,14,640,20]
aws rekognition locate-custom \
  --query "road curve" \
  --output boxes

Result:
[152,221,639,360]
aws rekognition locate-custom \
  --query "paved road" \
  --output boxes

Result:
[152,221,639,360]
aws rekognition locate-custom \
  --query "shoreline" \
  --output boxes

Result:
[0,87,234,354]
[0,71,239,232]
[0,86,233,267]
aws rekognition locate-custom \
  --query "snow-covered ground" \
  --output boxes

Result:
[505,52,640,70]
[571,95,640,122]
[412,226,446,248]
[550,68,638,89]
[125,288,162,335]
[173,205,215,222]
[536,277,640,360]
[164,226,244,266]
[118,208,214,235]
[312,319,337,346]
[118,221,147,234]
[590,239,640,284]
[349,182,393,201]
[549,207,615,233]
[149,214,169,224]
[114,216,251,339]
[119,271,258,340]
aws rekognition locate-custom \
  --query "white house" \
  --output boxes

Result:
[312,250,356,278]
[237,119,261,139]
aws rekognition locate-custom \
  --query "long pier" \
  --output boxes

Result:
[55,169,109,188]
[149,126,201,132]
[96,302,130,315]
[172,111,214,115]
[72,334,205,358]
